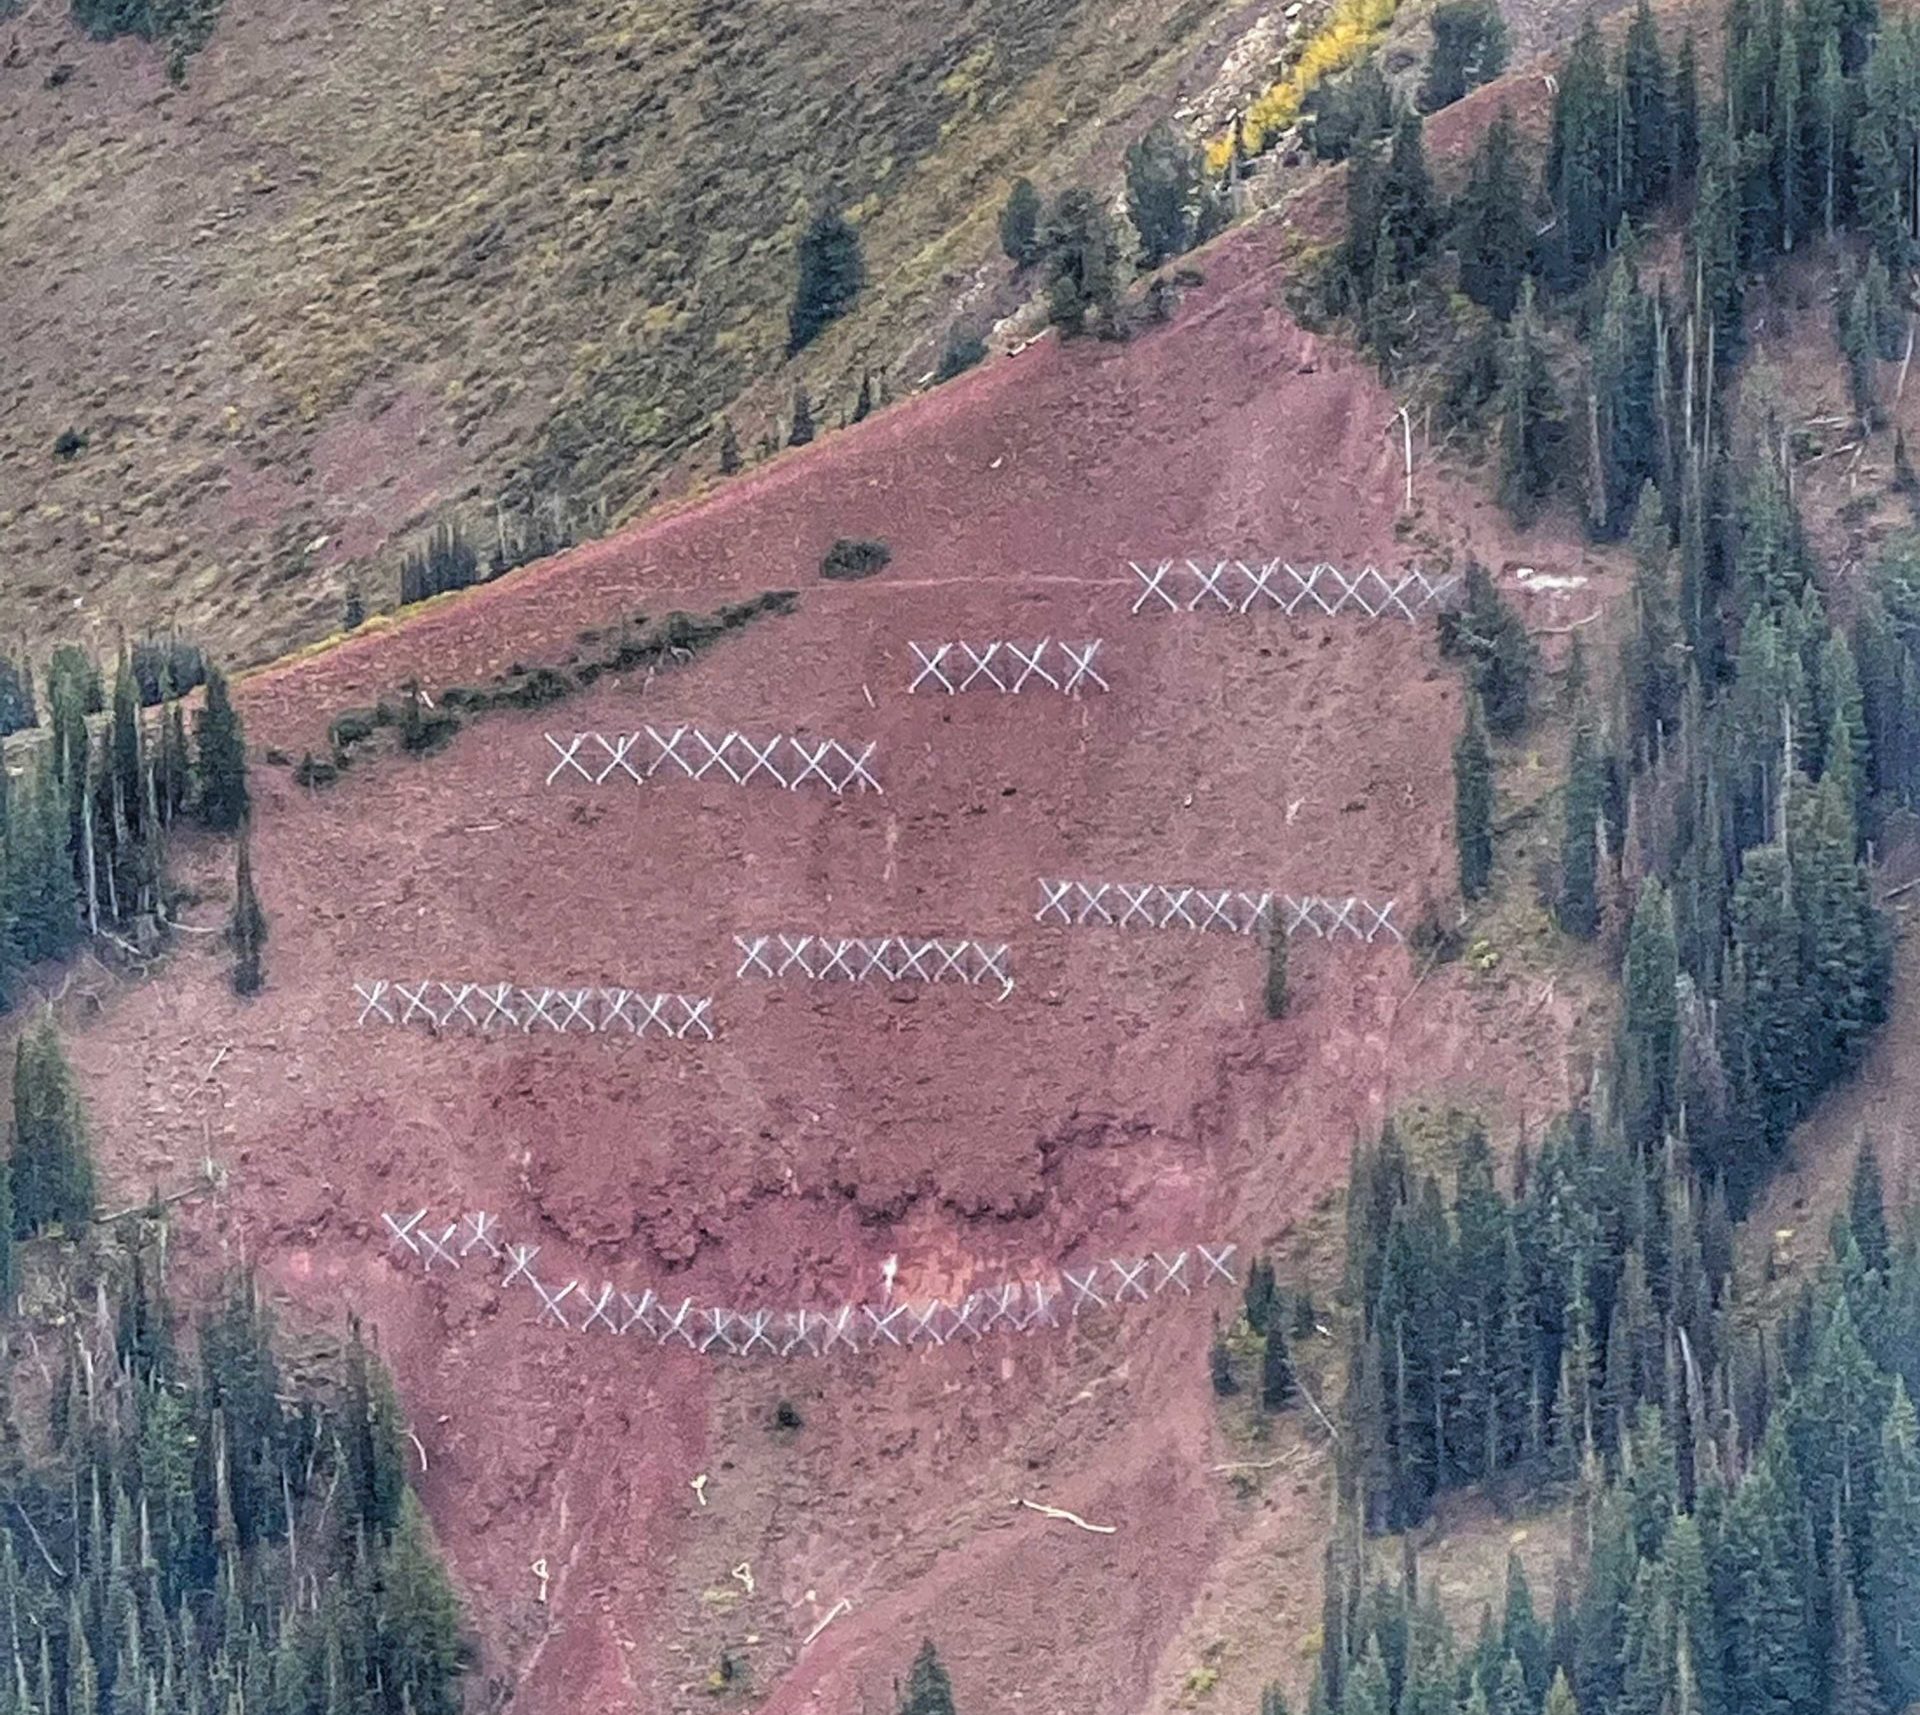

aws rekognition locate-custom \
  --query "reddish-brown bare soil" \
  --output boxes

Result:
[63,221,1612,1714]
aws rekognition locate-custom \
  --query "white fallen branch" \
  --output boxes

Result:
[1013,1497,1116,1534]
[803,1598,850,1645]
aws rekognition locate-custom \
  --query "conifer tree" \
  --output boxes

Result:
[1623,485,1683,760]
[1126,121,1201,267]
[1419,0,1508,112]
[1496,281,1562,522]
[1343,1635,1393,1715]
[228,836,266,998]
[1541,1668,1579,1715]
[1043,188,1120,335]
[6,758,78,965]
[1211,1314,1237,1396]
[1264,922,1289,1019]
[1455,692,1495,899]
[787,207,864,353]
[1620,879,1680,1147]
[1620,0,1671,210]
[1559,712,1604,938]
[1000,177,1042,267]
[193,665,248,833]
[788,386,815,448]
[1672,33,1701,183]
[1868,1380,1920,1705]
[9,1015,95,1237]
[1457,108,1530,321]
[375,1495,466,1715]
[1379,110,1440,283]
[1849,1140,1890,1275]
[1546,16,1617,283]
[1246,1256,1278,1334]
[1263,1317,1296,1411]
[900,1638,957,1715]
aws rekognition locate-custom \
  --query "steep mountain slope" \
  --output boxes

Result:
[53,219,1616,1712]
[0,0,1269,668]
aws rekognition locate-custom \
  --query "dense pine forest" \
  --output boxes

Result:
[1280,0,1920,1708]
[0,643,252,1015]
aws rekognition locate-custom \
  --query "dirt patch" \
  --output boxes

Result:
[59,226,1610,1714]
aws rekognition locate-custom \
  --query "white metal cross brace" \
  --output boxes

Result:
[645,725,696,779]
[1282,896,1323,938]
[1199,1243,1238,1284]
[592,732,645,784]
[516,988,560,1032]
[1320,897,1363,941]
[436,983,480,1026]
[1074,882,1114,924]
[820,1306,861,1355]
[600,989,636,1033]
[780,1310,820,1357]
[980,1283,1021,1333]
[699,1308,738,1355]
[1060,641,1108,694]
[787,740,842,795]
[677,997,715,1041]
[893,940,935,983]
[477,984,518,1028]
[634,993,678,1037]
[1362,900,1403,943]
[554,988,597,1032]
[909,643,955,694]
[864,1303,908,1346]
[395,982,439,1026]
[355,981,395,1025]
[1130,560,1178,613]
[1376,573,1425,624]
[838,741,882,795]
[692,730,745,785]
[533,1278,577,1328]
[1239,892,1275,933]
[957,642,1005,692]
[417,1224,461,1272]
[1291,564,1337,616]
[778,935,817,977]
[1063,1266,1106,1313]
[736,734,788,787]
[620,1290,657,1335]
[738,1310,776,1356]
[930,941,971,982]
[944,1294,982,1340]
[974,944,1013,995]
[657,1298,698,1349]
[460,1212,501,1258]
[1035,880,1073,925]
[502,1243,541,1288]
[817,938,861,982]
[1027,1281,1060,1328]
[1005,640,1058,693]
[907,1301,946,1346]
[1195,890,1238,934]
[1153,1250,1191,1295]
[1186,559,1234,611]
[1239,560,1284,611]
[544,733,594,785]
[581,1283,618,1333]
[735,936,775,979]
[1110,1257,1150,1302]
[1117,884,1158,927]
[383,1209,426,1256]
[1159,887,1198,929]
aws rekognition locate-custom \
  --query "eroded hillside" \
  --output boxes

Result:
[48,220,1620,1712]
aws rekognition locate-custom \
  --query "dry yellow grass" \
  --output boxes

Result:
[0,0,1255,669]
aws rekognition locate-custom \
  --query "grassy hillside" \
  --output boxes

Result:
[0,0,1257,667]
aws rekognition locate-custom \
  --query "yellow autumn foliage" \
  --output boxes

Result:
[1203,0,1402,171]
